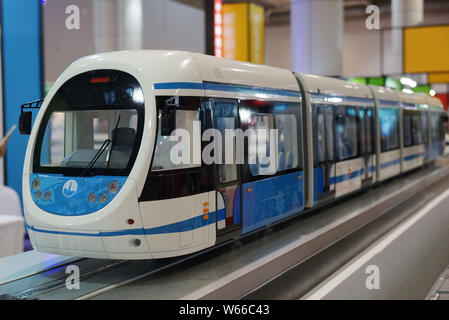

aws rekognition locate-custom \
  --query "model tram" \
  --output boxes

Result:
[20,51,446,259]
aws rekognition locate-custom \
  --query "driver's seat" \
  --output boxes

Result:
[109,127,136,168]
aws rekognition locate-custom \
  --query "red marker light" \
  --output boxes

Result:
[90,77,110,84]
[253,100,268,107]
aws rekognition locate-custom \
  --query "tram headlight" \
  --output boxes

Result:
[99,193,108,204]
[88,193,97,203]
[36,190,43,200]
[32,178,40,190]
[107,181,119,194]
[44,191,52,201]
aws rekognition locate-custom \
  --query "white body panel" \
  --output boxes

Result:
[403,145,425,172]
[427,96,444,110]
[398,91,427,106]
[138,192,216,258]
[300,73,372,100]
[369,85,399,102]
[379,150,401,181]
[191,53,299,91]
[333,158,362,198]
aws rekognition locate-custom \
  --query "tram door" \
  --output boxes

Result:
[314,105,336,200]
[358,107,374,184]
[210,99,242,236]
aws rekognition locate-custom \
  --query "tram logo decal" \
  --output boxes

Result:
[63,180,78,198]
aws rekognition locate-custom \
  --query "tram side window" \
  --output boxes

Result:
[275,113,299,171]
[379,108,399,152]
[366,109,374,154]
[214,101,238,183]
[438,113,447,141]
[336,107,358,161]
[316,112,326,163]
[151,108,201,171]
[359,108,375,155]
[403,113,412,147]
[313,105,334,164]
[411,114,422,145]
[241,101,301,177]
[358,109,367,154]
[430,113,445,142]
[248,113,277,176]
[421,111,428,142]
[325,109,335,161]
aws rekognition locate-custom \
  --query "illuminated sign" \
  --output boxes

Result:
[223,3,248,61]
[214,0,223,57]
[222,3,264,64]
[249,3,264,64]
[429,72,449,84]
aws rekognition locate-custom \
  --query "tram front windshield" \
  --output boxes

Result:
[33,70,144,176]
[39,109,138,170]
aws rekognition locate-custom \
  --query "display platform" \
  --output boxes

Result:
[1,163,449,299]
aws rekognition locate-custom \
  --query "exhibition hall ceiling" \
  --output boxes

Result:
[175,0,391,10]
[175,0,447,14]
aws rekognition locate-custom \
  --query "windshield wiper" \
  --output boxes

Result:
[81,139,112,177]
[107,116,121,169]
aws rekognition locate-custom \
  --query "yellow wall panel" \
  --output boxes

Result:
[249,3,265,64]
[404,25,449,73]
[223,3,249,62]
[429,72,449,84]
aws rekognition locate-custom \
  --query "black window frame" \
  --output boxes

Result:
[209,98,240,185]
[139,95,214,201]
[312,104,336,166]
[239,99,303,183]
[430,112,445,142]
[335,105,359,161]
[151,105,202,173]
[403,112,413,147]
[411,113,423,145]
[421,111,429,143]
[32,70,145,177]
[366,107,375,154]
[379,107,400,153]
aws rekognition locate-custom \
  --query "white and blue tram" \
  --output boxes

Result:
[20,51,446,259]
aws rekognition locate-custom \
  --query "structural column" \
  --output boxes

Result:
[1,1,42,196]
[290,0,343,76]
[391,0,424,73]
[117,0,143,50]
[94,0,143,52]
[93,0,118,53]
[205,0,215,55]
[392,0,424,29]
